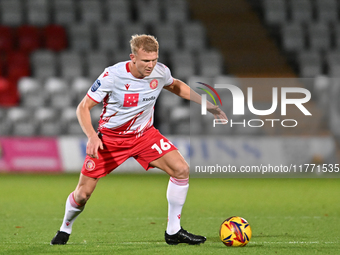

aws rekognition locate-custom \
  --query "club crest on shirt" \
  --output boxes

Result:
[150,79,158,89]
[85,159,96,171]
[91,79,101,92]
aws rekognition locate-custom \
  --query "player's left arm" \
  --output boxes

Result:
[164,78,228,120]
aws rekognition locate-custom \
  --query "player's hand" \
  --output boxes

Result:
[207,105,228,122]
[86,134,104,159]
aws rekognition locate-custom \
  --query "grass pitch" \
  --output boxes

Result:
[0,173,339,255]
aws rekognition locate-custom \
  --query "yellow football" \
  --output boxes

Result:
[219,216,252,247]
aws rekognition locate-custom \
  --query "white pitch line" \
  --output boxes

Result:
[251,241,338,245]
[120,242,164,245]
[102,241,340,245]
[7,240,338,246]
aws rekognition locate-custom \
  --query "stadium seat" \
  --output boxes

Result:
[112,49,131,63]
[85,51,110,80]
[71,77,92,103]
[7,107,37,136]
[44,77,74,108]
[68,23,93,51]
[121,23,148,50]
[157,89,183,112]
[298,50,323,77]
[0,77,19,107]
[60,107,84,135]
[333,27,340,50]
[26,0,50,26]
[171,120,190,135]
[43,25,68,51]
[0,55,4,77]
[169,50,196,80]
[59,51,83,79]
[79,0,103,24]
[34,107,59,122]
[49,91,74,110]
[6,107,28,123]
[60,107,77,122]
[307,22,331,51]
[95,23,120,52]
[35,107,62,136]
[52,0,76,25]
[289,0,313,24]
[326,51,340,77]
[329,83,340,136]
[157,51,167,65]
[90,105,102,129]
[30,50,58,79]
[0,26,14,52]
[189,109,205,135]
[17,77,45,108]
[197,49,224,77]
[163,0,189,23]
[0,107,10,135]
[44,77,68,92]
[106,0,131,24]
[7,51,30,81]
[17,77,40,94]
[0,0,24,26]
[262,0,287,26]
[17,25,42,53]
[170,105,191,122]
[182,21,207,51]
[136,0,161,24]
[153,23,179,53]
[315,0,338,23]
[170,105,190,135]
[313,75,331,114]
[281,22,305,52]
[0,107,5,120]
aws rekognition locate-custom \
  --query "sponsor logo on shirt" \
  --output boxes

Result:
[143,96,156,102]
[125,84,130,90]
[91,79,101,92]
[103,71,109,78]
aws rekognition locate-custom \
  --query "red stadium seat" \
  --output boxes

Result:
[17,25,42,53]
[0,77,9,91]
[6,51,30,81]
[0,26,14,52]
[43,25,67,51]
[0,53,5,76]
[0,77,19,106]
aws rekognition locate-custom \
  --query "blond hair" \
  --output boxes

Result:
[130,34,159,55]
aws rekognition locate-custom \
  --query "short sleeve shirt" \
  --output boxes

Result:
[87,61,174,136]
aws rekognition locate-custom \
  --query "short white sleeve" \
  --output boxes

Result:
[87,69,113,103]
[164,65,174,86]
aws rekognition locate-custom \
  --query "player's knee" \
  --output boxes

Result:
[74,188,92,205]
[174,163,190,179]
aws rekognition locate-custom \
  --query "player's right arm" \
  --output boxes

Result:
[76,95,103,159]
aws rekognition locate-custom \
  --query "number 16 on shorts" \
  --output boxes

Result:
[151,139,172,154]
